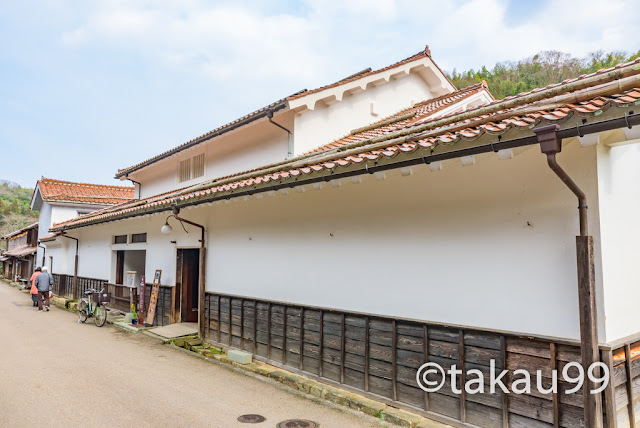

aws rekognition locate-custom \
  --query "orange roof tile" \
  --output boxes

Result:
[37,178,134,206]
[51,58,640,231]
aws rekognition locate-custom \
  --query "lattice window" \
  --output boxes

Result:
[131,233,147,243]
[178,158,191,183]
[113,235,127,244]
[192,153,205,179]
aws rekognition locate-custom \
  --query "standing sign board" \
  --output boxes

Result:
[138,275,146,314]
[145,270,162,327]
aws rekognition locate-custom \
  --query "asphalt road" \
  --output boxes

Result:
[0,283,391,428]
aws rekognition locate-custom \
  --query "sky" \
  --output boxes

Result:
[1,0,639,188]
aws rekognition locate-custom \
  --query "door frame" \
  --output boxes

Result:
[175,247,201,323]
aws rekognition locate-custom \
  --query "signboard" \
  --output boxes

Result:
[145,270,161,327]
[126,271,136,287]
[138,275,146,314]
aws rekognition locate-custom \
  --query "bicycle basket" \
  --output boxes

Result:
[93,292,111,304]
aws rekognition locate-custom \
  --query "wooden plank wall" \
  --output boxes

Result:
[144,284,171,326]
[203,292,605,428]
[609,341,640,428]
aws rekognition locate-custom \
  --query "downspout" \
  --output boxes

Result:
[38,243,46,267]
[267,110,292,159]
[61,234,79,300]
[126,176,142,200]
[171,206,207,338]
[533,124,602,428]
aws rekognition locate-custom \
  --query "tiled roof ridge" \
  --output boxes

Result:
[287,46,432,101]
[49,60,640,231]
[115,90,306,178]
[39,177,133,191]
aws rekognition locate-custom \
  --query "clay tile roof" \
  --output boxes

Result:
[3,245,37,257]
[37,178,134,206]
[305,81,492,154]
[115,91,306,179]
[287,46,440,101]
[1,222,39,240]
[50,58,640,231]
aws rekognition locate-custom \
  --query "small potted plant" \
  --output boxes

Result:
[131,303,138,325]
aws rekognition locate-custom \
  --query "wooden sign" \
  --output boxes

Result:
[145,270,161,327]
[138,275,145,313]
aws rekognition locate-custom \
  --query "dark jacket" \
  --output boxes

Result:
[35,272,53,292]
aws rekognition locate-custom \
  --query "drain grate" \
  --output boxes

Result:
[276,420,317,428]
[237,414,266,424]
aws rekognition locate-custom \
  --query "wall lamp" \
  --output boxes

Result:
[161,215,188,235]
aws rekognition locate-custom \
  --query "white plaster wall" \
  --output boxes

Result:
[61,213,203,287]
[293,74,433,155]
[597,142,640,342]
[48,140,608,341]
[36,203,52,267]
[205,141,603,341]
[133,118,291,199]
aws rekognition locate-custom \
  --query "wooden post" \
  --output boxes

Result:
[217,295,221,343]
[299,307,305,371]
[601,349,617,428]
[267,303,272,360]
[392,320,397,400]
[341,313,346,384]
[253,301,258,355]
[423,325,429,411]
[624,344,636,426]
[550,343,559,428]
[576,236,603,428]
[459,329,466,423]
[501,335,509,428]
[318,310,324,377]
[365,317,370,392]
[283,306,288,364]
[198,247,206,338]
[73,254,78,300]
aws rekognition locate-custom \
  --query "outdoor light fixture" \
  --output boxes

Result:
[161,221,173,235]
[161,214,188,235]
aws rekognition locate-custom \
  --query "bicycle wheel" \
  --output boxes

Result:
[78,300,88,323]
[94,304,107,327]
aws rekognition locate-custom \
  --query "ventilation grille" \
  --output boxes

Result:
[192,153,205,179]
[179,158,191,183]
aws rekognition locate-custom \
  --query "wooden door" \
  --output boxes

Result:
[177,249,199,323]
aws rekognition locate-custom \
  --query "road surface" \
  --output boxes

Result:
[0,282,392,428]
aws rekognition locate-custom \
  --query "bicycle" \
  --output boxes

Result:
[78,288,110,327]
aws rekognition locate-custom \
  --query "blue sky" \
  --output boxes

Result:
[1,0,639,188]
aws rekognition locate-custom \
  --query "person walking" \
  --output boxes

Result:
[29,267,42,307]
[35,266,53,312]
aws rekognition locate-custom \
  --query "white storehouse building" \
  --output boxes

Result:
[41,47,640,428]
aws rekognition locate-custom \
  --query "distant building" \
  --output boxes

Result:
[1,222,38,281]
[31,177,134,271]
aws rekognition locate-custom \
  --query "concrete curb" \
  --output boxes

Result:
[164,343,449,428]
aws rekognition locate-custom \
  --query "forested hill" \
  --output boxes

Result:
[0,182,38,246]
[448,50,640,100]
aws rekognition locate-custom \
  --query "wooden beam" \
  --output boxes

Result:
[240,298,245,350]
[283,306,288,365]
[228,297,232,346]
[217,295,221,343]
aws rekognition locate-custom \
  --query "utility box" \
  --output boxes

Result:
[227,349,252,365]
